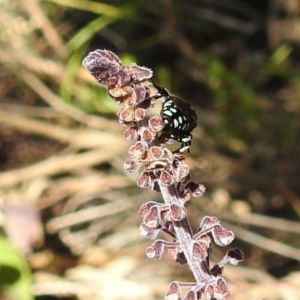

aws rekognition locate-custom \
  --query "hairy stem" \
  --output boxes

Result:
[160,184,209,282]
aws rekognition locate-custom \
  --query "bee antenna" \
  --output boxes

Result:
[151,80,169,97]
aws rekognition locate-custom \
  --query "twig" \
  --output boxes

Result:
[47,200,131,232]
[0,48,64,78]
[0,103,65,118]
[0,148,125,188]
[23,0,69,59]
[223,221,300,261]
[19,70,118,129]
[219,210,300,235]
[0,109,123,149]
[37,175,132,210]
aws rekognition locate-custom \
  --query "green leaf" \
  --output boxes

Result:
[0,237,33,300]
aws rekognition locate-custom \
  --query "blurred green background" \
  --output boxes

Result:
[0,0,300,299]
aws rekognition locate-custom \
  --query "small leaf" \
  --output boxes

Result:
[212,225,234,246]
[146,240,164,259]
[183,290,197,300]
[165,282,181,300]
[0,237,33,300]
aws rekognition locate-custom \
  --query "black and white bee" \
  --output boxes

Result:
[152,81,197,153]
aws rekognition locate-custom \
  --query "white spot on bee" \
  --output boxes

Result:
[179,145,189,152]
[164,100,173,106]
[178,116,183,124]
[164,110,173,117]
[170,107,177,113]
[173,119,179,128]
[182,136,191,142]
